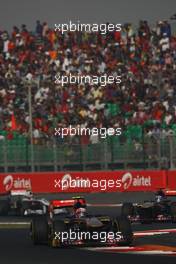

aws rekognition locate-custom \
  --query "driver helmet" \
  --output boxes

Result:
[155,189,166,202]
[74,200,86,218]
[25,188,33,199]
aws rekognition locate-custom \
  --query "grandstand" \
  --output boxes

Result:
[0,20,176,172]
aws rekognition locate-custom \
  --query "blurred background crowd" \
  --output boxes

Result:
[0,19,176,145]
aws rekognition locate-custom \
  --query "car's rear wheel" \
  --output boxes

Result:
[0,200,9,216]
[31,217,48,245]
[114,217,133,246]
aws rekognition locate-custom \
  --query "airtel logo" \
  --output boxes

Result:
[121,173,133,190]
[121,172,151,190]
[3,175,31,191]
[3,175,13,191]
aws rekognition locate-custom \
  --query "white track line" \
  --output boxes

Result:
[87,203,139,207]
[83,247,176,255]
[87,203,122,207]
[134,228,176,237]
[85,246,132,251]
[0,222,29,225]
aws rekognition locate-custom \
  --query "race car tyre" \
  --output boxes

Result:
[170,203,176,223]
[139,207,153,224]
[31,216,48,245]
[121,203,134,217]
[50,220,66,248]
[114,217,133,246]
[0,200,9,216]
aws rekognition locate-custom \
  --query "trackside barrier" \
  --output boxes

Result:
[167,171,176,190]
[0,171,167,193]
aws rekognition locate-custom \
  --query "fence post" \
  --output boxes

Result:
[142,126,146,169]
[103,139,108,170]
[26,139,29,171]
[157,136,161,169]
[53,137,57,172]
[169,134,175,169]
[3,140,8,173]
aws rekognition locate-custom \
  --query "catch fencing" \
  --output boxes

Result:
[0,134,175,172]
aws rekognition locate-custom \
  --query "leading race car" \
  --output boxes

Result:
[121,189,176,224]
[0,189,49,216]
[31,197,133,247]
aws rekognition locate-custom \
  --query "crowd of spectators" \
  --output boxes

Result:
[0,20,176,145]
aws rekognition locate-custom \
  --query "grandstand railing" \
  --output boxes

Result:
[0,134,175,172]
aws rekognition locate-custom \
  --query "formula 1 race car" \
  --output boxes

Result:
[30,197,133,247]
[121,190,176,224]
[0,189,49,216]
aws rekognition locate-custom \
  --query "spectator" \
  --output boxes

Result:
[0,19,175,145]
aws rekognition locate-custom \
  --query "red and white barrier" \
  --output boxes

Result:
[0,170,167,193]
[166,171,176,192]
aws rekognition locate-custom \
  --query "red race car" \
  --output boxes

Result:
[31,196,133,247]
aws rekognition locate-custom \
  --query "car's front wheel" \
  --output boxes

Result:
[121,203,134,218]
[113,216,133,246]
[31,217,48,245]
[0,200,9,216]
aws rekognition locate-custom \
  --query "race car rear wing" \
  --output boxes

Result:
[50,199,75,207]
[50,197,86,208]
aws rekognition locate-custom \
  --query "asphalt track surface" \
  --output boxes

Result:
[1,192,176,264]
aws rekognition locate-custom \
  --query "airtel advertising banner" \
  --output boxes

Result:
[0,170,167,193]
[167,171,176,190]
